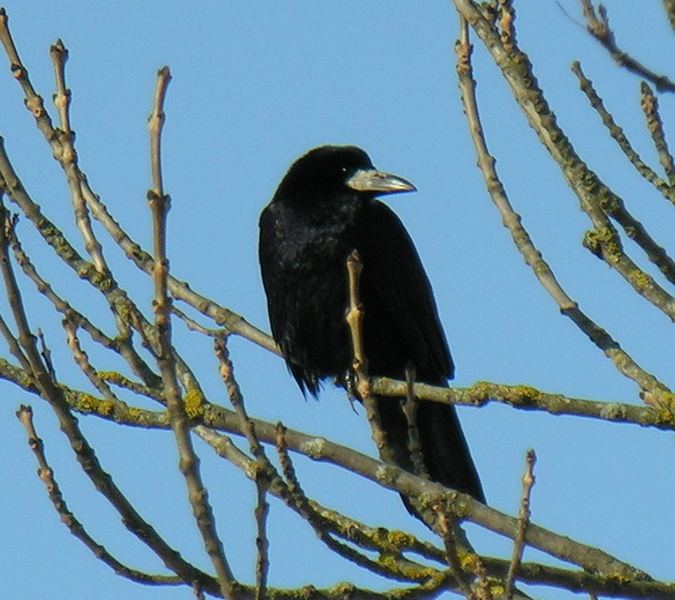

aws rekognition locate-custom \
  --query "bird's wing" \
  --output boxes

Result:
[354,199,453,382]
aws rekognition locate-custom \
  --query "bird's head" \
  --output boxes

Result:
[273,145,416,205]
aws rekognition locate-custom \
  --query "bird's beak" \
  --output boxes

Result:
[346,168,417,195]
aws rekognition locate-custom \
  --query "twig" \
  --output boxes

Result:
[11,364,672,597]
[345,250,399,466]
[505,450,536,598]
[7,218,117,348]
[579,0,675,93]
[99,371,163,401]
[63,318,124,404]
[0,7,275,356]
[49,38,108,274]
[640,81,675,187]
[436,502,476,599]
[345,250,370,398]
[0,190,215,594]
[147,66,239,600]
[16,404,183,588]
[452,3,672,399]
[571,61,675,208]
[214,337,270,599]
[0,9,57,140]
[571,62,675,286]
[172,304,223,337]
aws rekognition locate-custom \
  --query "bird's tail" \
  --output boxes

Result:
[375,394,484,503]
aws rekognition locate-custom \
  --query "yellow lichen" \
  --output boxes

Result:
[387,529,416,549]
[98,371,125,384]
[75,392,112,416]
[511,385,539,405]
[628,269,652,291]
[183,387,205,418]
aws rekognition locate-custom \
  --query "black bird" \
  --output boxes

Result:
[259,145,484,505]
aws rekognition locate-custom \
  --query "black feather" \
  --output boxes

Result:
[259,145,484,505]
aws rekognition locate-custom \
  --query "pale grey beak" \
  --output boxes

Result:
[346,168,417,195]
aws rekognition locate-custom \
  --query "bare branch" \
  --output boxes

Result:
[0,195,214,594]
[579,0,675,93]
[436,502,476,599]
[505,450,536,599]
[147,66,239,599]
[345,249,398,467]
[214,338,270,599]
[16,404,183,588]
[0,8,275,355]
[49,38,108,274]
[571,61,675,210]
[640,81,675,187]
[452,0,672,398]
[372,378,675,428]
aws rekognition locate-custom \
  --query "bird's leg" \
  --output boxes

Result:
[340,371,360,414]
[403,362,430,480]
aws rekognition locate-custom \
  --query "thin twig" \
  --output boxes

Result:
[63,318,123,404]
[640,81,675,187]
[571,62,675,286]
[16,404,183,588]
[172,304,223,337]
[579,0,675,93]
[505,450,536,598]
[0,192,215,593]
[571,61,675,209]
[49,38,108,273]
[452,4,672,399]
[147,66,239,600]
[0,8,275,356]
[214,337,270,599]
[345,250,370,398]
[345,250,398,466]
[436,502,476,599]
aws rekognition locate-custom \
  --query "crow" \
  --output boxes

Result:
[258,145,484,506]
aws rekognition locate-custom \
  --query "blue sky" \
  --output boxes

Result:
[0,2,673,599]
